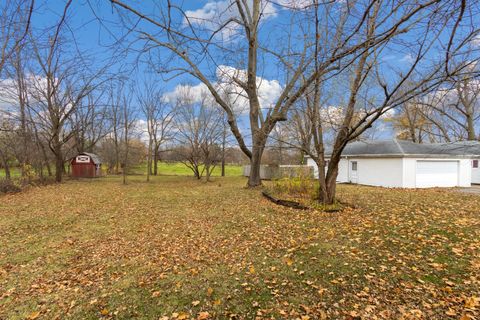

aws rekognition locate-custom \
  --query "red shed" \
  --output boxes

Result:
[70,153,102,178]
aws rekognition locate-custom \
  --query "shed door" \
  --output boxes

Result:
[416,160,459,188]
[472,160,480,184]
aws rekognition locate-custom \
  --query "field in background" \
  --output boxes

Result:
[131,162,243,177]
[1,176,479,319]
[0,162,243,179]
[0,168,21,179]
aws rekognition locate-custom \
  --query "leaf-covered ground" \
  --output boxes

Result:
[0,176,479,319]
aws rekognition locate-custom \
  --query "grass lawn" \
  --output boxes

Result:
[131,162,243,177]
[0,176,479,319]
[0,167,21,179]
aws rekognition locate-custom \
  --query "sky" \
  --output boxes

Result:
[3,0,480,144]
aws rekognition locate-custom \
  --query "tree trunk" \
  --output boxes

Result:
[0,151,11,181]
[221,121,226,177]
[55,153,63,183]
[205,163,211,182]
[316,156,341,205]
[247,144,264,187]
[52,134,64,182]
[153,148,159,175]
[466,112,476,140]
[45,161,52,177]
[146,138,152,182]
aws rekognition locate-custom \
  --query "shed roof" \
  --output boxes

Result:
[322,139,480,158]
[79,152,102,164]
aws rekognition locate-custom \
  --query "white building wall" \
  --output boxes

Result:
[306,157,318,178]
[352,158,404,187]
[402,158,417,188]
[306,157,349,182]
[307,156,472,188]
[402,158,471,188]
[337,159,349,183]
[457,159,471,187]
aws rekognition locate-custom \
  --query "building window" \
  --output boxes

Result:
[351,161,358,171]
[473,160,479,168]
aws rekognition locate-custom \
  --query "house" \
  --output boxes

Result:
[70,152,102,178]
[305,140,480,188]
[431,141,480,184]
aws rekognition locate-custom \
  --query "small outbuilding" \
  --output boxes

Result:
[306,139,480,188]
[70,153,102,178]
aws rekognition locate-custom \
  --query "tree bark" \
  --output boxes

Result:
[52,131,64,182]
[54,152,63,183]
[153,148,159,175]
[146,138,152,182]
[247,143,264,187]
[0,150,11,180]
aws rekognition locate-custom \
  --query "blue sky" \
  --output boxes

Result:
[30,0,449,96]
[20,0,480,143]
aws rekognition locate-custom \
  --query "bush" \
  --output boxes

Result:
[0,179,21,194]
[22,164,38,181]
[270,175,315,199]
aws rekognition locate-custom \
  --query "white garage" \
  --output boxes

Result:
[415,161,459,188]
[306,139,475,188]
[432,141,480,185]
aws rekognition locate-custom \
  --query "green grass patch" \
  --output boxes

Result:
[131,161,243,177]
[0,176,479,319]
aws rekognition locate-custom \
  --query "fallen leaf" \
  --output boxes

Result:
[445,308,456,316]
[197,311,210,320]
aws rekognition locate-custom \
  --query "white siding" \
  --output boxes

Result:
[306,157,319,178]
[307,158,349,182]
[403,158,471,188]
[337,159,349,183]
[350,158,404,187]
[416,161,459,188]
[307,156,472,188]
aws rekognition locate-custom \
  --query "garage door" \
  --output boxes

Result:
[416,161,459,188]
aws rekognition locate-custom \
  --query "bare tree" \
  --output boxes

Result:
[105,83,125,174]
[137,81,174,181]
[174,88,223,181]
[27,1,108,182]
[69,91,111,154]
[102,0,471,188]
[121,91,136,185]
[0,118,15,180]
[0,0,34,74]
[415,76,480,142]
[287,0,480,204]
[388,99,433,143]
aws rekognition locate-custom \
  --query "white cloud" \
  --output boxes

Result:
[183,0,312,40]
[399,53,415,64]
[165,65,283,115]
[275,0,313,10]
[184,1,277,40]
[0,75,49,107]
[471,34,480,47]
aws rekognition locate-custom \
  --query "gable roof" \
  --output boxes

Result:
[322,139,480,158]
[80,152,102,164]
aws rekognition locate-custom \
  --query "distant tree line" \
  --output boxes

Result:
[1,0,479,204]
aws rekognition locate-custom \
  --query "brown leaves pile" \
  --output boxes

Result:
[0,177,479,319]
